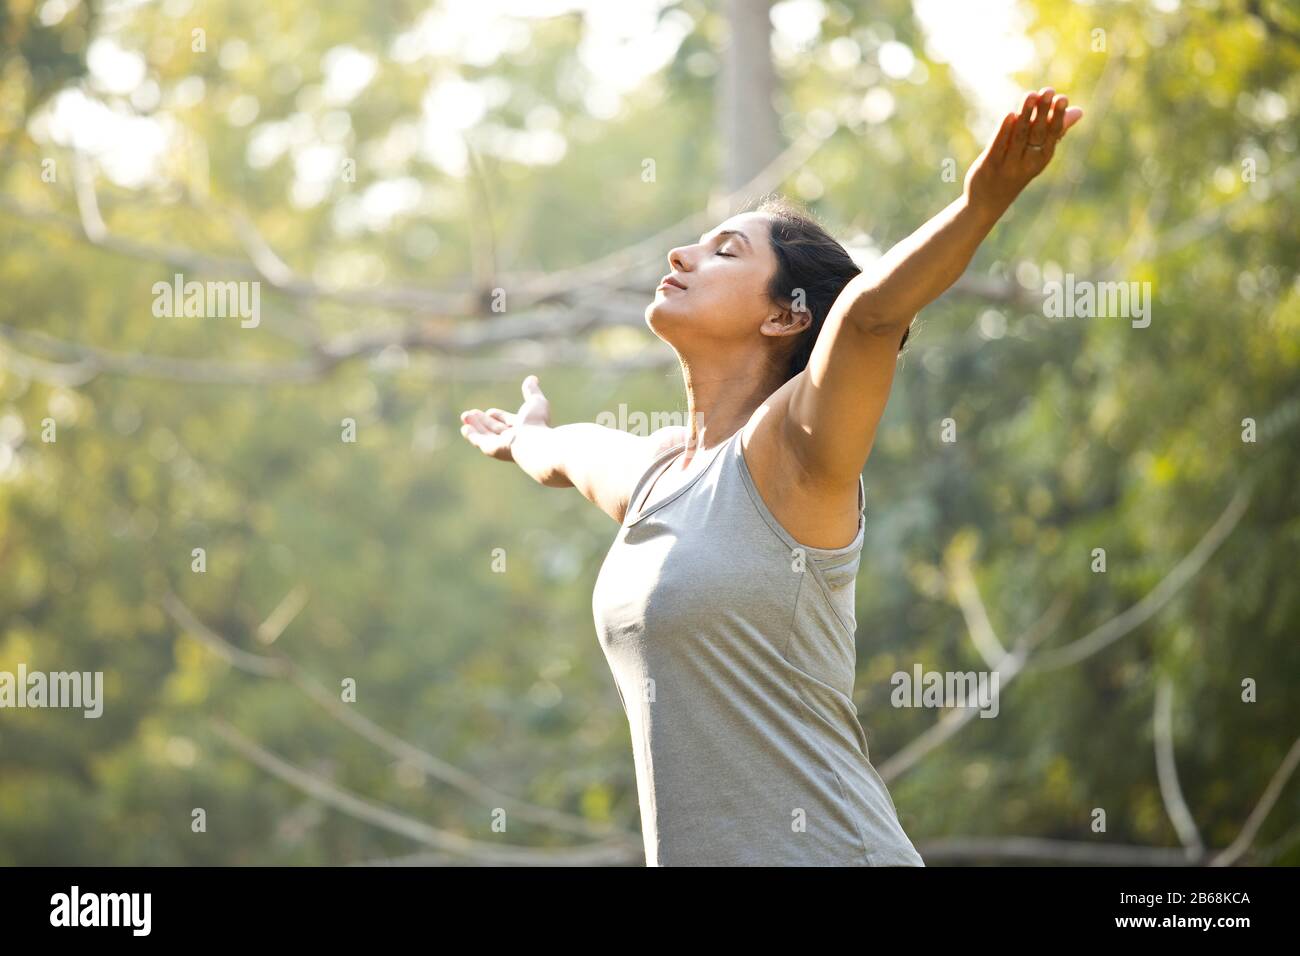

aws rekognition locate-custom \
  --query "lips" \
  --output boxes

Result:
[658,275,687,291]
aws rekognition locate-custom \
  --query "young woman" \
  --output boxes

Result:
[461,88,1083,866]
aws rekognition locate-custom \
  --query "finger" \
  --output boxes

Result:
[1011,90,1038,148]
[472,410,507,434]
[1046,94,1068,140]
[486,407,516,425]
[1030,86,1054,140]
[522,374,543,401]
[990,111,1017,164]
[1061,106,1084,135]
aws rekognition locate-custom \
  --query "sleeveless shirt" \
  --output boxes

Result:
[591,427,925,866]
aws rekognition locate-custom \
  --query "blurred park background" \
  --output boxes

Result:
[0,0,1297,865]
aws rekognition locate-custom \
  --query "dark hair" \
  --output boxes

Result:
[752,194,910,381]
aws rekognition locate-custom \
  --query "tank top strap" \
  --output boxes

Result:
[625,440,687,526]
[628,430,737,526]
[728,428,866,560]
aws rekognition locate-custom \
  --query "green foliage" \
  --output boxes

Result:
[0,0,1296,865]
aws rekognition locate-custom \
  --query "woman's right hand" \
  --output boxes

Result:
[459,374,553,462]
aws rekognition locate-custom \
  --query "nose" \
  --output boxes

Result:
[667,243,691,273]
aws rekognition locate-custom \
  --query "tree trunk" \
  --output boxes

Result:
[717,0,782,197]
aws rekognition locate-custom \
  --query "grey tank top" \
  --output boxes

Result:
[591,427,924,866]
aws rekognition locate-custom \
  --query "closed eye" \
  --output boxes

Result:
[715,251,735,257]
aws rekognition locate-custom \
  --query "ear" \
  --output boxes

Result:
[762,302,812,338]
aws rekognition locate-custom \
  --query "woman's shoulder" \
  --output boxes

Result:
[613,425,690,525]
[737,386,864,552]
[647,424,689,458]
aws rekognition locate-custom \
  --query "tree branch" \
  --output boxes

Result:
[1153,676,1205,858]
[924,734,1300,866]
[919,836,1201,866]
[1210,735,1300,867]
[881,479,1251,782]
[164,593,629,841]
[209,718,640,865]
[944,547,1008,669]
[877,592,1069,783]
[1027,482,1253,671]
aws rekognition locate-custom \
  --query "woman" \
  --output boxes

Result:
[461,88,1083,865]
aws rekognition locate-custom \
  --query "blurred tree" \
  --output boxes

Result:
[0,0,1295,866]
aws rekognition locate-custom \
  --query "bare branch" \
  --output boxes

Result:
[227,207,297,288]
[0,319,673,387]
[1153,676,1205,857]
[164,593,629,841]
[209,719,640,865]
[344,850,471,866]
[256,585,310,646]
[877,592,1070,783]
[918,836,1200,866]
[1210,735,1300,867]
[1027,482,1253,671]
[463,134,500,300]
[881,483,1248,778]
[0,337,98,387]
[882,481,1250,780]
[925,734,1300,866]
[164,592,289,678]
[0,192,480,315]
[0,323,327,384]
[945,548,1007,669]
[0,120,838,322]
[72,151,107,243]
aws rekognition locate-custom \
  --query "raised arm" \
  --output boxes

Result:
[781,87,1083,489]
[460,375,685,523]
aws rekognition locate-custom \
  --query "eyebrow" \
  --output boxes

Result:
[700,228,752,249]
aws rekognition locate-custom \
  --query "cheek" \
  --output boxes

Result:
[721,269,770,314]
[706,266,763,303]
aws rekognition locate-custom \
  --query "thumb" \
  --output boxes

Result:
[522,374,543,400]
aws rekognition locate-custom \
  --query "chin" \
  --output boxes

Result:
[643,301,680,342]
[644,300,696,348]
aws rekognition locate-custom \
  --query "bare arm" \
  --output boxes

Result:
[460,375,684,523]
[512,421,684,521]
[781,87,1083,489]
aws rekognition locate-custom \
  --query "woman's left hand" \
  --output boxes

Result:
[964,87,1084,214]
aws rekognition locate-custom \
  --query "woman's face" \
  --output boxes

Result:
[646,211,803,357]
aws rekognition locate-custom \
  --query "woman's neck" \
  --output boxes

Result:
[676,355,785,466]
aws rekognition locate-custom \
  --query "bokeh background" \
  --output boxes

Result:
[0,0,1297,865]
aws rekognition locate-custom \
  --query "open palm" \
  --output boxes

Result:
[964,86,1084,211]
[459,375,552,462]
